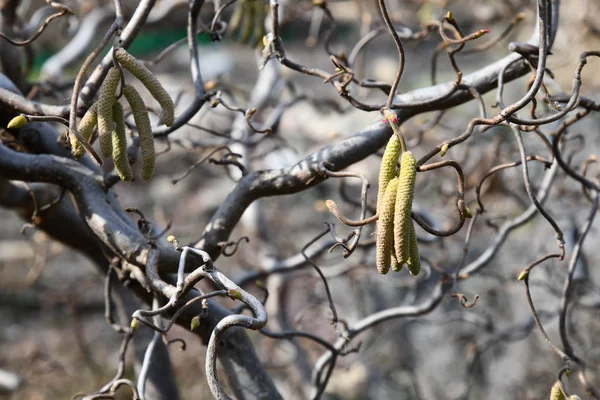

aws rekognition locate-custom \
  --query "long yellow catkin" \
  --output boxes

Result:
[406,220,420,275]
[239,0,254,44]
[123,85,155,180]
[227,0,244,37]
[112,102,133,181]
[254,0,267,48]
[550,381,566,400]
[394,151,417,266]
[71,103,98,159]
[97,68,121,157]
[377,134,401,213]
[376,177,399,275]
[115,48,175,127]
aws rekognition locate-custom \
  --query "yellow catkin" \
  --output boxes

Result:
[97,68,120,157]
[377,134,401,213]
[240,0,254,45]
[123,85,155,181]
[112,102,133,181]
[71,103,98,159]
[394,151,417,266]
[550,381,566,400]
[254,0,267,48]
[406,220,421,275]
[391,253,401,272]
[228,1,244,36]
[376,177,399,275]
[115,48,175,127]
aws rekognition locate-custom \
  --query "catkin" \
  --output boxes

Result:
[240,0,254,44]
[390,253,401,273]
[123,85,155,180]
[228,1,244,37]
[406,220,420,275]
[376,177,398,275]
[97,68,121,157]
[550,381,566,400]
[377,134,401,213]
[111,102,133,181]
[71,103,98,159]
[394,151,417,266]
[115,48,175,127]
[254,0,267,48]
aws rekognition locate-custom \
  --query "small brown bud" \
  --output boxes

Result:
[204,80,218,91]
[228,289,243,300]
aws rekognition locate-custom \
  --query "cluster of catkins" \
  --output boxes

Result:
[376,133,420,275]
[227,0,267,47]
[71,48,175,181]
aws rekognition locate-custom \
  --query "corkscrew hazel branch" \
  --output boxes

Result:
[377,0,405,108]
[463,13,526,55]
[555,192,599,393]
[451,292,479,308]
[172,146,235,185]
[325,200,378,227]
[0,5,73,46]
[439,14,490,46]
[511,125,564,255]
[210,0,236,39]
[212,93,273,135]
[520,255,570,375]
[320,166,372,257]
[476,156,551,213]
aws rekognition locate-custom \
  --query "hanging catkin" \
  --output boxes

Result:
[97,68,121,157]
[549,381,566,400]
[376,177,399,275]
[115,48,175,127]
[406,219,420,275]
[111,102,133,181]
[377,134,401,213]
[393,151,417,267]
[71,103,98,159]
[123,85,155,180]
